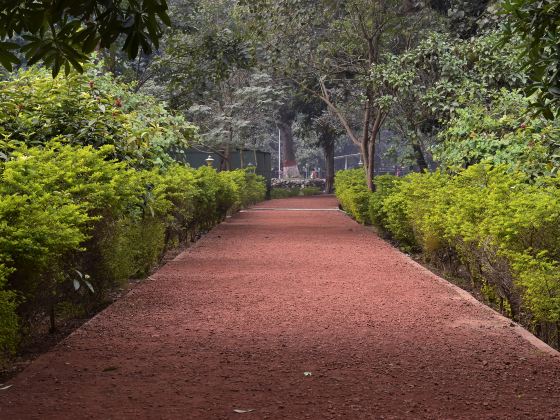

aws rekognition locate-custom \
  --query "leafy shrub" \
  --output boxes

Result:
[270,185,322,199]
[367,175,400,227]
[271,187,300,199]
[301,187,322,196]
[336,165,560,347]
[90,217,167,287]
[0,64,267,360]
[335,169,372,224]
[0,63,196,167]
[0,263,18,359]
[0,139,267,359]
[435,89,560,177]
[0,142,143,324]
[219,169,266,210]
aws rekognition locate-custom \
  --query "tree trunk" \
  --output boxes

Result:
[221,142,231,171]
[278,107,300,178]
[324,140,335,194]
[412,129,428,171]
[367,136,376,192]
[412,142,428,172]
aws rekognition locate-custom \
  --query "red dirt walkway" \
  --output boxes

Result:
[1,196,559,419]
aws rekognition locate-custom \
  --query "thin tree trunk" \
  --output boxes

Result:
[367,137,375,192]
[222,142,231,171]
[412,129,428,171]
[278,108,300,178]
[412,142,428,171]
[324,140,335,194]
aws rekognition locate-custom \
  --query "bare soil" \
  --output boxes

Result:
[1,196,559,419]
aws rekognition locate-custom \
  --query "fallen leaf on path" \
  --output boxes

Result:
[1,385,13,390]
[303,371,312,376]
[233,409,255,413]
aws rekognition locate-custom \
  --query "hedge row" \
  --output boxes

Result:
[335,167,560,348]
[270,186,322,199]
[0,142,265,358]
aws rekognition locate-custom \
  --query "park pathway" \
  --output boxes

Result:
[1,196,559,419]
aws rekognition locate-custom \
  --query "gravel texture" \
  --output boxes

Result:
[1,195,559,419]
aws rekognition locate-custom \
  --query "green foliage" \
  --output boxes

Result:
[0,142,143,317]
[501,0,560,119]
[150,0,253,106]
[336,166,560,346]
[0,263,18,359]
[301,187,322,196]
[0,63,196,167]
[0,138,265,358]
[219,169,266,211]
[367,175,400,227]
[93,216,167,286]
[334,169,371,224]
[0,1,171,76]
[271,188,300,199]
[436,89,560,176]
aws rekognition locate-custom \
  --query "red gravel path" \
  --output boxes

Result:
[1,195,559,419]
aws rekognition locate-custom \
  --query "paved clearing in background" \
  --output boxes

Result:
[1,196,559,419]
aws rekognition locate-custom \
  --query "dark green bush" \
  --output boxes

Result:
[271,187,300,199]
[270,185,322,199]
[0,263,18,359]
[301,187,322,196]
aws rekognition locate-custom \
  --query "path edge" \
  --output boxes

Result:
[339,207,560,359]
[402,253,560,358]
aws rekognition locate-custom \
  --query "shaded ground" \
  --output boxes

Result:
[1,195,559,419]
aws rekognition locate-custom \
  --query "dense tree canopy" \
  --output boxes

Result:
[0,0,170,76]
[502,0,560,119]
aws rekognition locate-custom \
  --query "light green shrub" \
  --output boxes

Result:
[367,175,400,228]
[219,169,266,210]
[0,63,196,167]
[337,165,560,343]
[335,169,372,224]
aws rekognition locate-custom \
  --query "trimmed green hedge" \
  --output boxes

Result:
[0,63,267,362]
[270,186,322,199]
[0,143,265,360]
[335,166,560,348]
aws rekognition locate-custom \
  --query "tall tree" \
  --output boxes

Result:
[241,0,436,190]
[136,0,286,168]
